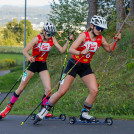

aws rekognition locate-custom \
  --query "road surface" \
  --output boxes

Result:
[0,115,134,134]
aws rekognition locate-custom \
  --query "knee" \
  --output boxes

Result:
[57,89,66,97]
[90,88,98,97]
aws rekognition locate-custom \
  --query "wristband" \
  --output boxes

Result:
[113,37,119,42]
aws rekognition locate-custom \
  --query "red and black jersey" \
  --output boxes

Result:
[32,35,54,62]
[72,31,102,63]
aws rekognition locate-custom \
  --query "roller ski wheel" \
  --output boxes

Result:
[59,114,66,121]
[69,117,76,124]
[105,117,113,126]
[0,115,2,120]
[33,116,42,125]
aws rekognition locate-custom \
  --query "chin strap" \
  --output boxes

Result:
[91,26,97,37]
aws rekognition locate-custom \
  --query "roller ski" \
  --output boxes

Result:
[69,111,113,126]
[31,113,66,122]
[33,106,66,125]
[0,103,13,120]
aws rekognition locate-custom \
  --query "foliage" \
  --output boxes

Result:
[0,19,39,46]
[48,0,88,46]
[0,53,24,67]
[0,59,16,69]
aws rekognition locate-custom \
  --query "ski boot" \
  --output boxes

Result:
[33,105,51,124]
[40,105,53,117]
[80,111,96,122]
[0,103,13,119]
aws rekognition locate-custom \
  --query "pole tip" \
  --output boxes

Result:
[21,122,24,125]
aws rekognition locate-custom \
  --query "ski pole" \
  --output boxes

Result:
[56,31,74,87]
[97,40,118,87]
[0,55,38,106]
[51,32,74,113]
[21,56,83,125]
[98,13,130,87]
[57,31,74,90]
[51,41,70,114]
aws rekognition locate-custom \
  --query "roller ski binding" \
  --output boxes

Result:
[69,112,113,125]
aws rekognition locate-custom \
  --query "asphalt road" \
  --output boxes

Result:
[0,70,10,77]
[0,115,134,134]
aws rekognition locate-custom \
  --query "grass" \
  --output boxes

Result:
[0,27,134,120]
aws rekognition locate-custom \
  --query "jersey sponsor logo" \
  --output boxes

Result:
[39,57,44,60]
[83,41,98,52]
[34,43,52,52]
[83,59,88,62]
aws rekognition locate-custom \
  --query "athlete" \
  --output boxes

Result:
[0,22,74,119]
[33,15,121,124]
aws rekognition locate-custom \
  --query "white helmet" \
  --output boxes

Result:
[90,15,108,29]
[43,22,56,35]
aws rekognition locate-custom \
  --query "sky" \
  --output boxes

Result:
[0,0,59,7]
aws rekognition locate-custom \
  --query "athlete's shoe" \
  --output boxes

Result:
[33,106,51,124]
[40,105,53,117]
[80,111,96,121]
[0,103,13,119]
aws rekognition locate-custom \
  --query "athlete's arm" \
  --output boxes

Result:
[23,36,38,61]
[69,33,89,55]
[53,37,69,53]
[101,33,121,52]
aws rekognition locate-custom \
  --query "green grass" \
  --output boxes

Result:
[0,27,133,120]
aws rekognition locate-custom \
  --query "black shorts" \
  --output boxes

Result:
[27,61,48,73]
[64,58,93,78]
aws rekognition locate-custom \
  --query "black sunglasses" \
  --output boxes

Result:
[46,32,56,37]
[95,26,104,32]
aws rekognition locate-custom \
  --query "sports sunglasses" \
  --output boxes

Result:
[46,32,56,37]
[95,26,104,32]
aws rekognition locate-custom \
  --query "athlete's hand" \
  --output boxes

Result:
[29,56,35,62]
[81,48,89,55]
[114,33,121,41]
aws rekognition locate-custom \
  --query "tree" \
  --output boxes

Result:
[18,20,34,44]
[129,0,134,16]
[116,0,126,31]
[48,0,88,42]
[87,0,97,28]
[6,18,19,34]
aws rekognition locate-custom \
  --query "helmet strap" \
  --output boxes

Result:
[91,26,97,37]
[42,32,47,40]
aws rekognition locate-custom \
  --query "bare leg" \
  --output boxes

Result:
[0,70,34,119]
[39,70,51,95]
[34,74,75,122]
[15,70,34,95]
[81,73,98,105]
[49,74,75,104]
[80,73,98,120]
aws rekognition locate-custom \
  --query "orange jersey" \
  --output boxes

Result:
[72,32,102,63]
[32,35,54,62]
